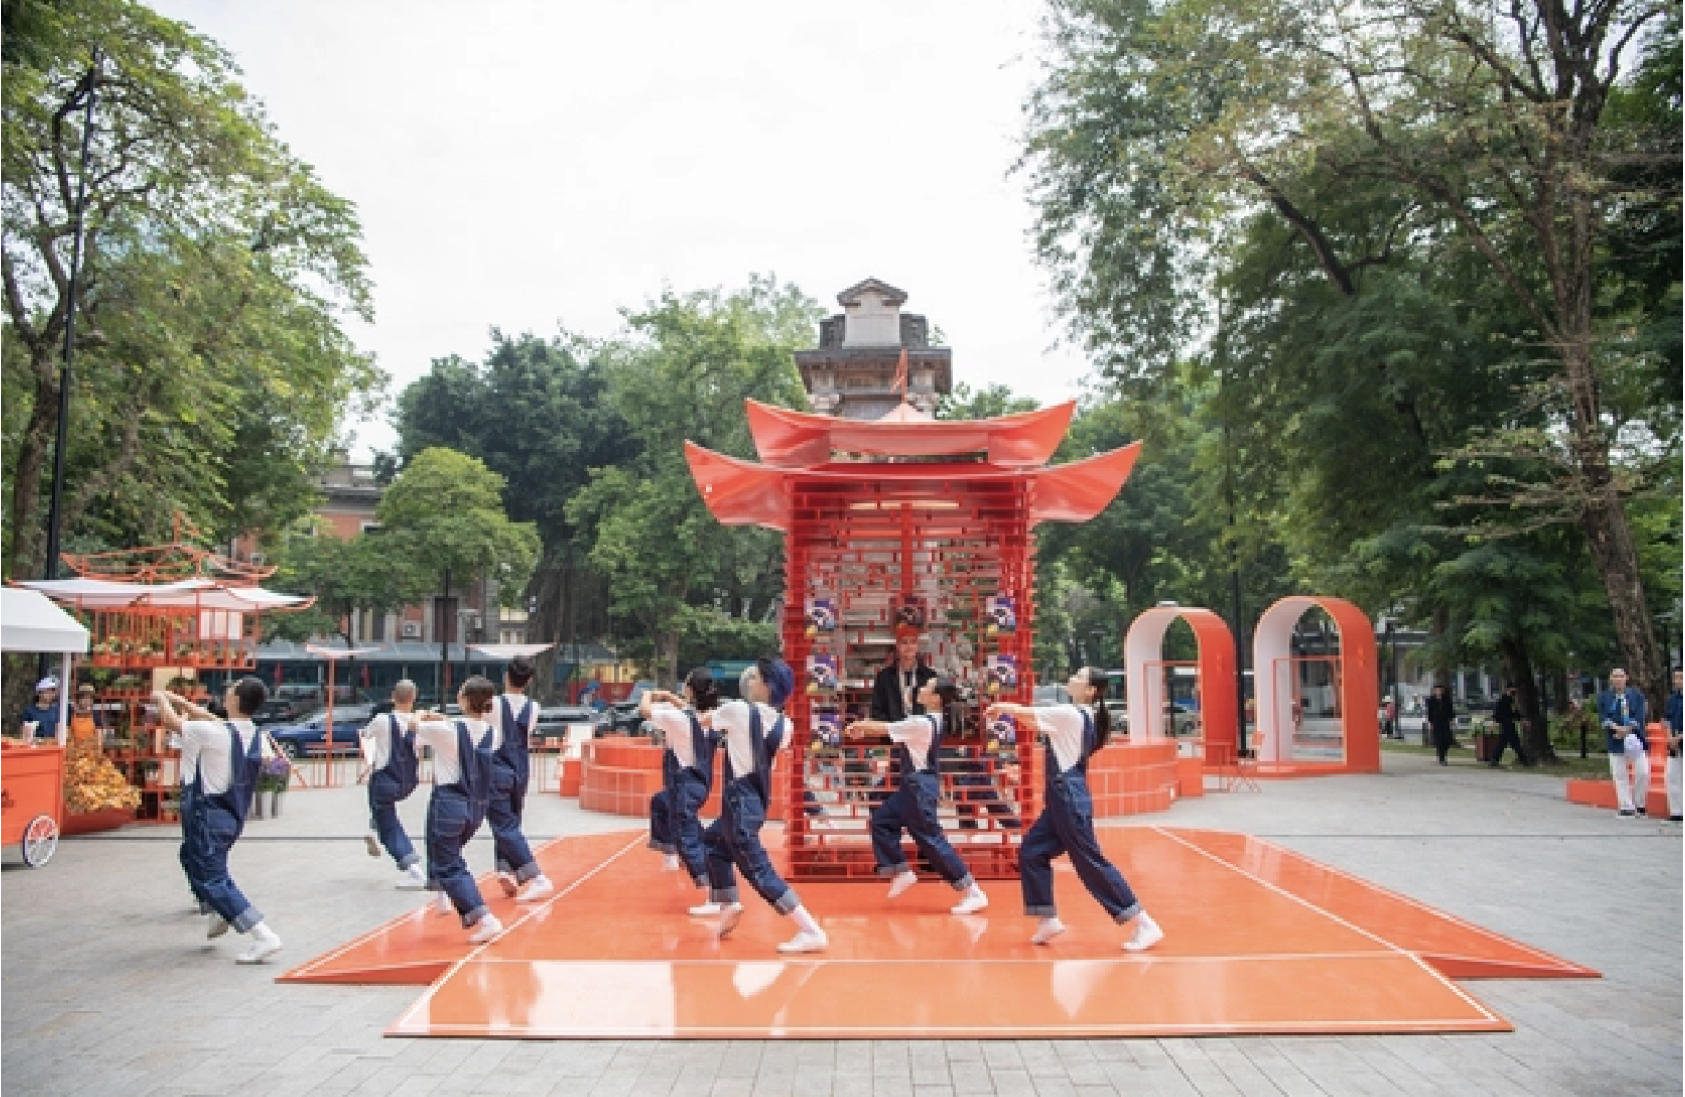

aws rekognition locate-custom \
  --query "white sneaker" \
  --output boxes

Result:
[716,904,745,939]
[433,890,454,916]
[1122,913,1163,953]
[496,871,518,898]
[516,876,554,903]
[776,931,829,954]
[951,890,989,915]
[662,854,681,872]
[468,914,503,944]
[396,865,427,890]
[236,927,282,965]
[364,833,382,858]
[206,914,230,939]
[886,871,919,899]
[1031,918,1067,945]
[689,901,724,917]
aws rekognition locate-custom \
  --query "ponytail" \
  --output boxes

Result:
[1085,668,1112,750]
[684,667,721,713]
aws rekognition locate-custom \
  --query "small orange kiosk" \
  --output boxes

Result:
[0,587,91,867]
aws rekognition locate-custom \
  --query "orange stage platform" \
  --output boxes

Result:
[282,827,1595,1040]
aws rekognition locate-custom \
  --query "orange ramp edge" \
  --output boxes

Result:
[277,830,643,985]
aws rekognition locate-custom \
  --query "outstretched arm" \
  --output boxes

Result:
[983,702,1046,734]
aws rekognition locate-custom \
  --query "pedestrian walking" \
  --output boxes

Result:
[1664,667,1681,822]
[1488,684,1530,767]
[1425,684,1456,765]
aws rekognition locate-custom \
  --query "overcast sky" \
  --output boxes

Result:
[148,0,1093,457]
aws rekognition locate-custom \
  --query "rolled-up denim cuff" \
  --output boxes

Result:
[460,904,490,929]
[878,863,911,878]
[398,852,421,871]
[951,874,976,893]
[514,861,542,884]
[648,838,676,853]
[231,905,263,935]
[710,885,740,905]
[1025,903,1058,918]
[1111,902,1143,925]
[772,889,801,916]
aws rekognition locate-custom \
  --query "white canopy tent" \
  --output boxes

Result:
[1,588,91,745]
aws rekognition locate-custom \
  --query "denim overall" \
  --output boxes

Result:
[870,715,974,889]
[1020,709,1141,922]
[179,721,265,933]
[649,713,718,885]
[704,707,801,913]
[427,719,497,926]
[489,695,539,881]
[368,713,421,870]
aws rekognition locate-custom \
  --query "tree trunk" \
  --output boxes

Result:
[1500,636,1553,765]
[7,357,61,580]
[1563,342,1667,711]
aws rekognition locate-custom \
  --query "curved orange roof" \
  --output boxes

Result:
[744,399,1077,468]
[684,441,1141,532]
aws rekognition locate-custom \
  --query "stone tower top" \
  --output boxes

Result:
[795,279,953,419]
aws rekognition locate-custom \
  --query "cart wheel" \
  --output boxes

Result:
[21,814,59,868]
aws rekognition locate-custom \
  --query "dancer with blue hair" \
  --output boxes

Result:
[697,657,829,953]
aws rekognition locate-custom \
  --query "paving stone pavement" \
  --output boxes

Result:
[3,750,1678,1097]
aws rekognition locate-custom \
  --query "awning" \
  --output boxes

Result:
[469,643,556,660]
[0,589,91,654]
[13,577,311,612]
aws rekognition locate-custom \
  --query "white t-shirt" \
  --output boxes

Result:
[710,700,788,779]
[886,714,940,772]
[651,702,705,770]
[181,718,270,794]
[1036,705,1095,775]
[360,712,419,771]
[416,717,499,787]
[496,693,538,742]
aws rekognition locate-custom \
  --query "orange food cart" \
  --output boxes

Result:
[1,741,64,867]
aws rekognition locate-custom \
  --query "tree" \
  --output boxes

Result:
[566,277,819,685]
[2,0,382,578]
[1022,0,1681,703]
[265,524,431,653]
[936,382,1040,421]
[375,448,539,689]
[391,329,633,695]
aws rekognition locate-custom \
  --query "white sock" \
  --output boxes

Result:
[250,922,280,944]
[1032,917,1067,944]
[789,905,823,938]
[887,870,919,899]
[662,853,681,871]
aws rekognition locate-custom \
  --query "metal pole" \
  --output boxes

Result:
[44,57,100,584]
[437,566,450,707]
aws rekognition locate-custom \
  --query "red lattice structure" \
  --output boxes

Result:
[686,399,1139,881]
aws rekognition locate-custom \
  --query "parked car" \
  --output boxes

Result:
[268,705,377,757]
[535,703,597,741]
[253,698,310,727]
[597,700,648,736]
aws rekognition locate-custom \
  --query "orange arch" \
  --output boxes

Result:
[1252,597,1379,774]
[1122,607,1238,765]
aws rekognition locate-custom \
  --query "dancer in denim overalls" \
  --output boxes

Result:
[986,667,1164,951]
[155,678,284,964]
[490,656,555,903]
[846,676,990,914]
[642,667,722,892]
[416,676,505,944]
[360,678,426,888]
[699,658,829,953]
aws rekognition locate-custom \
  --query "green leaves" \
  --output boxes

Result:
[375,448,539,604]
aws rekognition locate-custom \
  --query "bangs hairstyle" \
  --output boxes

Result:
[684,667,721,712]
[1083,667,1113,750]
[460,676,497,716]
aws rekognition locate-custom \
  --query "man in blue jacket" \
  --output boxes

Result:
[1598,668,1650,817]
[1664,667,1682,822]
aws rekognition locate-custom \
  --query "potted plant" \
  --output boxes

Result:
[257,754,292,818]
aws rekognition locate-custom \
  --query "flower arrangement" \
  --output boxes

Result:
[257,754,292,793]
